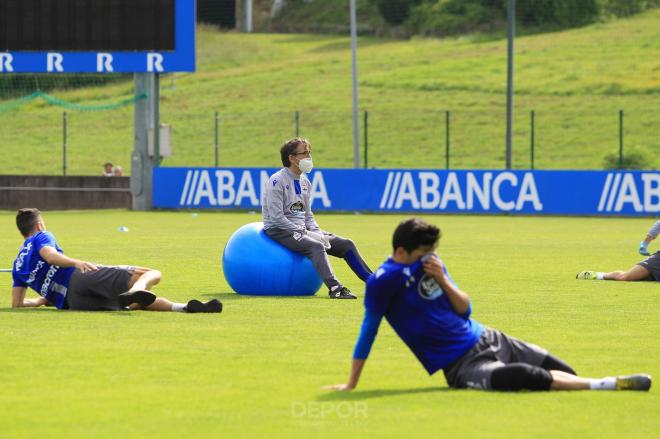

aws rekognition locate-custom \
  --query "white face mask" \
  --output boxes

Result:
[298,157,314,173]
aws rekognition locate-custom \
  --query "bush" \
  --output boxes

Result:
[406,0,506,36]
[376,0,421,25]
[518,0,599,28]
[404,0,602,36]
[603,147,652,170]
[600,0,660,17]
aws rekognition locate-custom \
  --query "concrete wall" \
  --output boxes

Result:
[0,176,131,210]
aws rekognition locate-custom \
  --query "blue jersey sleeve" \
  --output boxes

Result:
[352,309,384,360]
[365,267,404,314]
[34,231,58,252]
[12,272,27,288]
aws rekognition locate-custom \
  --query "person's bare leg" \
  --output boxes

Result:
[603,265,650,281]
[126,267,162,291]
[550,370,590,390]
[127,297,175,311]
[145,297,175,311]
[122,267,221,313]
[550,370,651,391]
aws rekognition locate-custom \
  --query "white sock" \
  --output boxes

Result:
[596,272,605,280]
[589,377,616,390]
[171,303,187,312]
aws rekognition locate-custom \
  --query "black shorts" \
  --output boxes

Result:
[443,327,548,390]
[66,266,134,311]
[637,251,660,281]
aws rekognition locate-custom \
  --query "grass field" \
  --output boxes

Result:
[0,210,658,438]
[0,9,658,175]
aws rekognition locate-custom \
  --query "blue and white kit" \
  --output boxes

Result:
[12,231,75,309]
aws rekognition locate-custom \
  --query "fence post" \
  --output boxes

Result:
[295,111,300,137]
[445,111,450,169]
[530,110,535,170]
[363,110,368,168]
[619,109,624,167]
[214,111,219,167]
[62,111,67,176]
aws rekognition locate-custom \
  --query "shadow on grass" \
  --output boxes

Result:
[0,307,140,317]
[0,307,61,313]
[200,292,324,302]
[317,386,449,401]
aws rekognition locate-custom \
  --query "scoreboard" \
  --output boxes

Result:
[0,0,195,73]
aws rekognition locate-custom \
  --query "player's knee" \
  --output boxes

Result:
[491,363,553,391]
[541,354,576,375]
[149,269,162,284]
[337,238,357,254]
[307,240,327,254]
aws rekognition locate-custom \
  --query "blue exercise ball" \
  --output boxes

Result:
[222,222,323,296]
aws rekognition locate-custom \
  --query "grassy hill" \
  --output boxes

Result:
[0,9,658,175]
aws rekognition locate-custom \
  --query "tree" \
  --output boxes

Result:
[376,0,421,25]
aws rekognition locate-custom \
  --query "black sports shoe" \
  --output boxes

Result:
[185,299,223,313]
[615,374,652,391]
[329,286,357,299]
[118,290,157,308]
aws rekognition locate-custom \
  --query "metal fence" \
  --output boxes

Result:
[1,104,655,175]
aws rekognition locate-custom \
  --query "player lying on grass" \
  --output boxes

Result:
[576,251,659,282]
[262,137,373,299]
[11,208,221,313]
[325,218,651,392]
[639,221,659,256]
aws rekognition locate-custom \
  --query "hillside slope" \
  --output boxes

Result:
[0,10,658,174]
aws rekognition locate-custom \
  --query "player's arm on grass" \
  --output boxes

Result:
[324,309,384,391]
[423,255,470,316]
[325,271,398,391]
[11,286,46,308]
[39,246,98,273]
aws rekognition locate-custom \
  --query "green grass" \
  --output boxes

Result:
[0,10,659,174]
[0,210,658,438]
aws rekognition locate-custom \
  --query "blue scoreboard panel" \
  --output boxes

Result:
[0,0,195,73]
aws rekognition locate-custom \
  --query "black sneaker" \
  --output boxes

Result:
[329,286,357,299]
[185,299,223,313]
[615,374,652,391]
[118,290,157,308]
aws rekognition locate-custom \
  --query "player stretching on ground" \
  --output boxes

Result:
[11,208,221,313]
[326,218,651,392]
[262,137,372,299]
[576,253,660,282]
[639,221,659,256]
[576,220,660,281]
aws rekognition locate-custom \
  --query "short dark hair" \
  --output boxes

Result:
[392,218,441,253]
[280,137,311,167]
[16,208,42,237]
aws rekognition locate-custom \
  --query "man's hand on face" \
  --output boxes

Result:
[422,255,446,282]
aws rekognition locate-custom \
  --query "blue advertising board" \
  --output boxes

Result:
[153,168,660,217]
[0,0,195,73]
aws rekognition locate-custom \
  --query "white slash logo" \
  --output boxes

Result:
[378,171,543,212]
[597,172,660,213]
